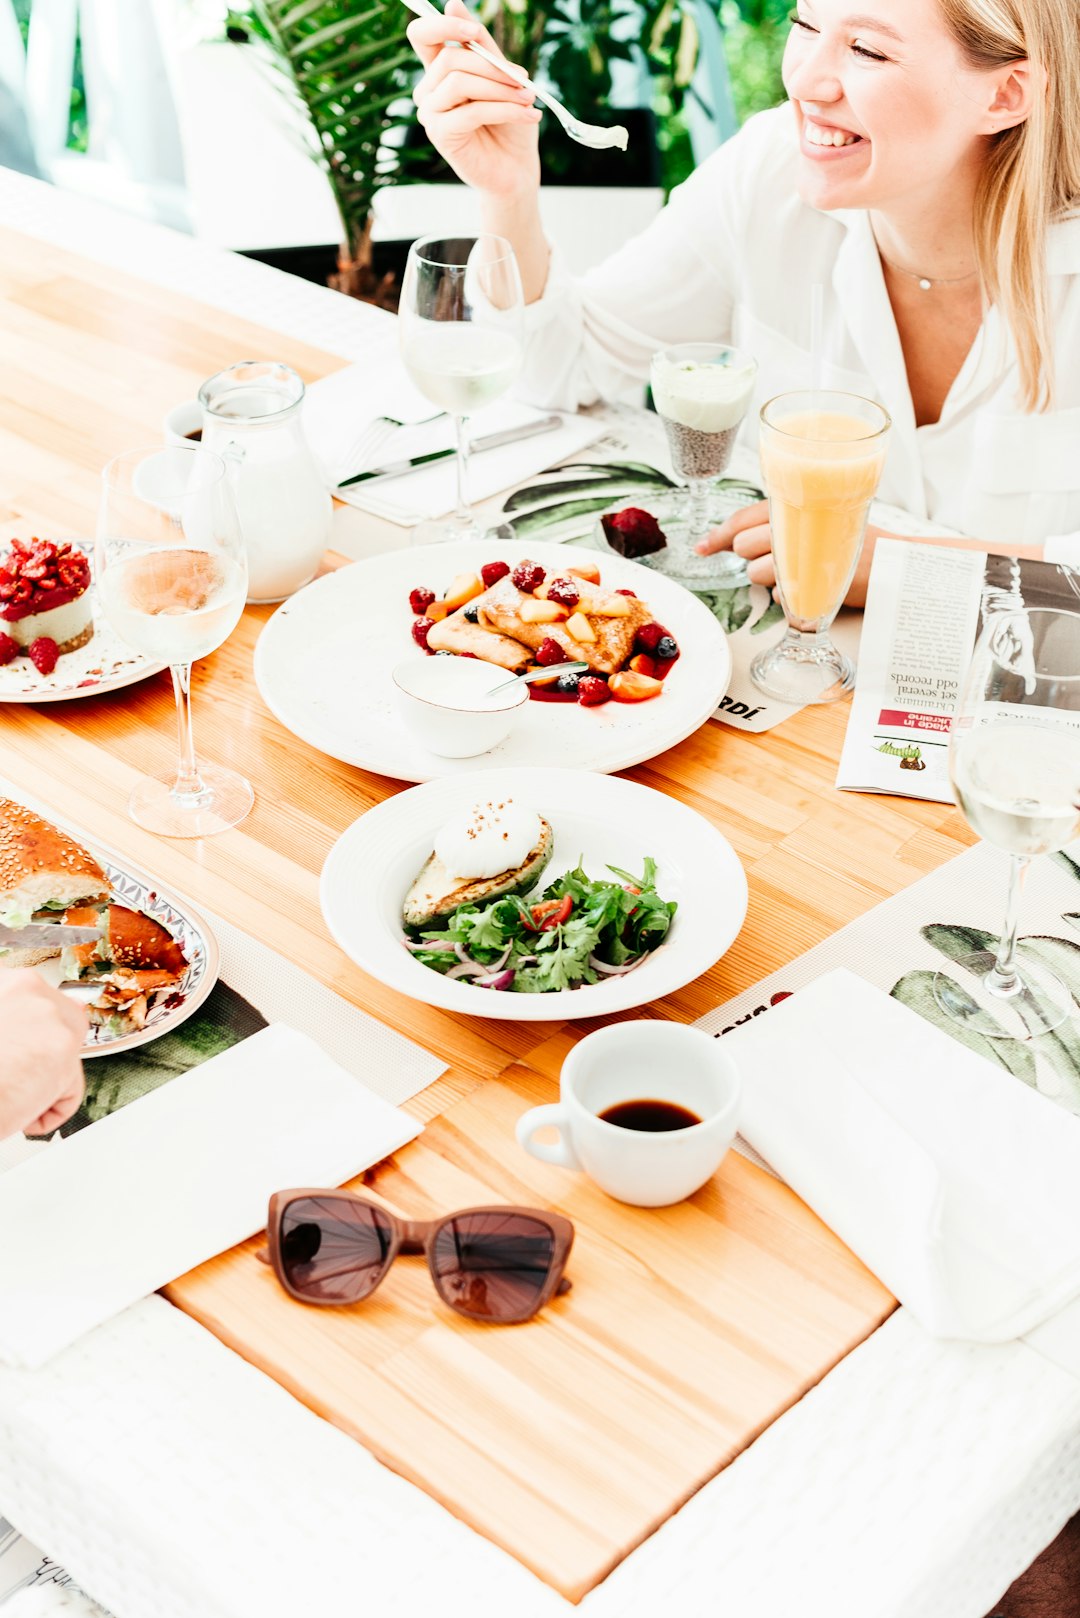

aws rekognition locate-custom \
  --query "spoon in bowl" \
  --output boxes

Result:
[401,0,629,152]
[486,661,589,696]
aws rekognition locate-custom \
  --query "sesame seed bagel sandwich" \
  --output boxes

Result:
[0,798,109,968]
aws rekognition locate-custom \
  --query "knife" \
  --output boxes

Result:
[338,414,563,488]
[0,921,103,949]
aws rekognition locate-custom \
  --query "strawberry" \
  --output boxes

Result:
[577,676,611,707]
[480,560,511,588]
[409,586,435,615]
[0,633,17,666]
[28,637,59,675]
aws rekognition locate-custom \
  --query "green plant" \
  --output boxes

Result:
[719,0,790,125]
[231,1,417,302]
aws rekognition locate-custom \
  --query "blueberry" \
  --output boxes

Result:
[655,635,679,660]
[464,604,480,623]
[434,650,453,657]
[555,671,581,695]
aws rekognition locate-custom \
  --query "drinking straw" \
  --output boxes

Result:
[810,282,824,396]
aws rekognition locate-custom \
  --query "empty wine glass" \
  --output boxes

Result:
[97,444,253,838]
[934,606,1080,1038]
[398,234,525,544]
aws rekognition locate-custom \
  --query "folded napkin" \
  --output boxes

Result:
[0,1024,421,1368]
[304,357,605,527]
[722,969,1080,1343]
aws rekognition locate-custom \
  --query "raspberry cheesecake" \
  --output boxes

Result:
[0,538,94,673]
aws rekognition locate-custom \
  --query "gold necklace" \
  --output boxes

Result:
[876,245,979,293]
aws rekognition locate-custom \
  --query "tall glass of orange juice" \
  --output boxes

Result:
[750,390,890,705]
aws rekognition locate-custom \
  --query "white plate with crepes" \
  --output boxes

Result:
[254,540,731,781]
[320,766,748,1021]
[0,540,166,704]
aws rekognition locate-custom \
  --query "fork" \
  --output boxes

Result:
[402,0,629,152]
[339,411,446,482]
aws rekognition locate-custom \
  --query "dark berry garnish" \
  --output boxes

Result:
[28,636,59,675]
[600,507,666,559]
[464,604,480,623]
[408,586,435,615]
[411,617,435,652]
[546,577,580,611]
[614,588,637,598]
[535,637,566,667]
[634,621,668,655]
[434,650,453,657]
[510,560,545,594]
[655,635,679,661]
[577,676,611,707]
[481,560,511,588]
[0,633,17,667]
[555,671,581,695]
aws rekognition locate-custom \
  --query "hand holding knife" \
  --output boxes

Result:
[339,413,563,488]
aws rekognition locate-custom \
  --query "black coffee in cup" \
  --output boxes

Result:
[184,428,203,442]
[599,1099,702,1132]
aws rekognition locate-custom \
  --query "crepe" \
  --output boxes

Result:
[427,572,652,676]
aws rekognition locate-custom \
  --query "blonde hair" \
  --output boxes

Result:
[937,0,1080,411]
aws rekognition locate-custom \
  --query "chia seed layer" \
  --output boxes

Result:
[661,419,740,482]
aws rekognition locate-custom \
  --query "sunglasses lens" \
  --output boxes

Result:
[431,1212,557,1322]
[279,1196,392,1304]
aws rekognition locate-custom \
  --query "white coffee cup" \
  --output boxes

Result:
[163,401,203,446]
[516,1022,741,1207]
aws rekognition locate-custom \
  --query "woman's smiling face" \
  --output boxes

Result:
[783,0,1008,213]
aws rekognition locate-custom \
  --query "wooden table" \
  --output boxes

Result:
[0,225,979,1599]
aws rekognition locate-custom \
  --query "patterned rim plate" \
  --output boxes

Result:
[77,859,220,1058]
[0,540,166,703]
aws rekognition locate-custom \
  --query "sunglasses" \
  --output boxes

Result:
[258,1189,574,1324]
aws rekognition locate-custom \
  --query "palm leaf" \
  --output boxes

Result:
[251,0,415,262]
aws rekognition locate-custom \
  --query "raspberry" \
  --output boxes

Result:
[28,637,58,675]
[600,507,666,559]
[577,676,611,707]
[409,586,435,615]
[0,634,17,666]
[481,560,511,588]
[411,617,435,653]
[614,588,637,598]
[634,622,669,655]
[535,637,566,667]
[546,577,580,611]
[510,560,545,594]
[655,635,680,662]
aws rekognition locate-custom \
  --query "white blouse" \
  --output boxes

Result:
[519,104,1080,559]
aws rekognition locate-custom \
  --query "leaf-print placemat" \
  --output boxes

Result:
[695,840,1080,1115]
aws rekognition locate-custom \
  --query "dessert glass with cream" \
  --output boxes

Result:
[648,343,758,587]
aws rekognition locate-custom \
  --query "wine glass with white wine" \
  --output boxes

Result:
[96,443,253,838]
[934,606,1080,1038]
[398,234,524,544]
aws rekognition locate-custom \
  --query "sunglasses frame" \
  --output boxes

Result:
[260,1188,574,1324]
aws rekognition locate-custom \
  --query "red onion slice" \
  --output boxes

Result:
[588,951,648,976]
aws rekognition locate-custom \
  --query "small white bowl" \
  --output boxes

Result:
[392,655,529,758]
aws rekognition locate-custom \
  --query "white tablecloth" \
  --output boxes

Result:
[2,165,1079,1618]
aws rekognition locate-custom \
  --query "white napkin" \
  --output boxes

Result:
[722,969,1080,1343]
[0,1024,421,1368]
[304,357,605,526]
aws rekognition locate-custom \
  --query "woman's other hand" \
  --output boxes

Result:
[0,970,87,1139]
[409,0,542,198]
[697,500,881,609]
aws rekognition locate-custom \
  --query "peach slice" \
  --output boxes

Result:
[610,670,663,702]
[520,598,569,624]
[566,560,601,586]
[444,572,484,611]
[565,612,596,642]
[426,599,451,623]
[590,595,632,618]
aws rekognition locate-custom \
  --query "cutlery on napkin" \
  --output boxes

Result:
[721,968,1080,1343]
[0,1024,421,1368]
[339,413,563,487]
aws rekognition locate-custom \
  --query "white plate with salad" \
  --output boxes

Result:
[320,767,748,1021]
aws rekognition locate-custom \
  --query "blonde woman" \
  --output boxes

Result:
[409,0,1080,603]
